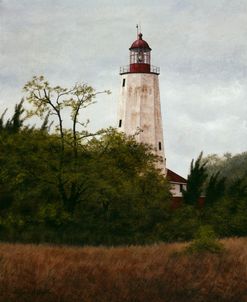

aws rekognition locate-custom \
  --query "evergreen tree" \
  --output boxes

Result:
[0,99,25,134]
[183,152,208,206]
[205,172,226,206]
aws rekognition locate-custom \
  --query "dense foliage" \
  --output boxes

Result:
[1,76,247,246]
[181,152,247,239]
[0,123,172,245]
[0,77,173,245]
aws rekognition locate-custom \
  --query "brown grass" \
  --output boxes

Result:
[0,238,247,302]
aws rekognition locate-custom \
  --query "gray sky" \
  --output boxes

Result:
[1,0,247,177]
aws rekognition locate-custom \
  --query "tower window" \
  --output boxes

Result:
[122,79,126,87]
[119,119,122,127]
[158,142,162,150]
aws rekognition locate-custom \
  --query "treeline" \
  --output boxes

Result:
[0,76,172,245]
[0,122,172,245]
[0,76,247,246]
[182,151,247,239]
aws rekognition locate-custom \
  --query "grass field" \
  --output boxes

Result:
[0,238,247,302]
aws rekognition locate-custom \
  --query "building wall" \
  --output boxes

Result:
[117,73,166,171]
[170,182,187,197]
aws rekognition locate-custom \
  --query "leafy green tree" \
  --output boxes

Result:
[23,76,110,211]
[156,204,200,242]
[72,129,171,245]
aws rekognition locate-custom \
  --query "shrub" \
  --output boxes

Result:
[186,225,224,254]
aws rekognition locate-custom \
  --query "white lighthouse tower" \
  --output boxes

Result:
[117,32,166,172]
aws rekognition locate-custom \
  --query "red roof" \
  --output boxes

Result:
[167,169,187,183]
[130,33,151,50]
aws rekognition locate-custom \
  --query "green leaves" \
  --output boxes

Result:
[23,76,108,130]
[0,95,172,245]
[185,225,224,254]
[3,75,247,246]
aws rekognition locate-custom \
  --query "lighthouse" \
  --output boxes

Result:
[117,32,166,172]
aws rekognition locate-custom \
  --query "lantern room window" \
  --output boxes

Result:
[130,49,150,65]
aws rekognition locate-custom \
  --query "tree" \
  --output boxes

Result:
[183,152,208,206]
[23,76,110,211]
[185,225,224,254]
[0,91,172,245]
[75,129,171,244]
[0,100,29,216]
[205,172,226,206]
[0,99,26,134]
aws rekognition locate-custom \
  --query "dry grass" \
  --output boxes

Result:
[0,238,247,302]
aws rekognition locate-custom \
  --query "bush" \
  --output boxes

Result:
[186,225,224,254]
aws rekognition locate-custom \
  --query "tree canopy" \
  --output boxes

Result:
[0,77,171,245]
[1,76,247,245]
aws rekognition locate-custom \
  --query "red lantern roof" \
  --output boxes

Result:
[129,33,151,50]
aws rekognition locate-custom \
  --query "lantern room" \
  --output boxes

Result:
[130,33,151,72]
[120,33,160,75]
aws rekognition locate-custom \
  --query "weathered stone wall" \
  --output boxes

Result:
[117,73,166,172]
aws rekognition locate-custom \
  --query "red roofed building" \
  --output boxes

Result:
[166,169,187,206]
[167,169,187,197]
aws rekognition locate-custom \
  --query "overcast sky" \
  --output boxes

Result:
[1,0,247,177]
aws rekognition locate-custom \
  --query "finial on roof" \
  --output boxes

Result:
[138,33,143,40]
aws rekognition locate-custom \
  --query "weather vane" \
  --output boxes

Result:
[136,23,142,38]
